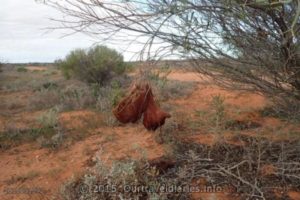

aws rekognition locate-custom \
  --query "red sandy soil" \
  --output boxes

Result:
[0,70,299,200]
[169,71,300,200]
[0,124,164,200]
[25,66,47,71]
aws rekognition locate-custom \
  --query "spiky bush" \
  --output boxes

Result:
[17,67,28,72]
[59,45,126,85]
[61,157,190,200]
[37,107,59,128]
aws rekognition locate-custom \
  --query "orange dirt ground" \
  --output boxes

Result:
[25,66,48,71]
[0,70,299,200]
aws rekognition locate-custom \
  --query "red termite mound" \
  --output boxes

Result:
[113,83,171,131]
[142,89,171,131]
[113,83,151,123]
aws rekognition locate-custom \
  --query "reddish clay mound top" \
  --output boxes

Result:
[113,82,171,131]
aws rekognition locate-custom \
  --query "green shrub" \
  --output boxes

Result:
[95,80,126,111]
[37,127,65,150]
[191,95,228,133]
[0,126,57,150]
[17,67,28,72]
[259,104,300,122]
[28,89,61,110]
[59,84,96,111]
[59,45,126,84]
[37,107,59,128]
[210,95,226,129]
[146,71,196,101]
[94,83,124,127]
[155,119,180,144]
[109,80,125,106]
[39,82,59,91]
[29,83,96,111]
[61,157,189,200]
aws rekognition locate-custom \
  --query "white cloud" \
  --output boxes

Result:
[0,0,144,63]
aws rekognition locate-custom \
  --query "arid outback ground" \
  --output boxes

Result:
[0,63,300,200]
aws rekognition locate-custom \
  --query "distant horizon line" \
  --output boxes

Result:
[3,58,197,65]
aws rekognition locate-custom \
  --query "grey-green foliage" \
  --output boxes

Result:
[17,67,28,72]
[61,157,190,200]
[58,45,126,85]
[37,107,59,128]
[94,81,125,126]
[0,127,57,150]
[28,83,96,111]
[147,71,196,101]
[210,95,226,131]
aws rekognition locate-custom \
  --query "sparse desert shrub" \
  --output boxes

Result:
[109,80,125,107]
[154,119,180,144]
[29,83,96,111]
[1,68,52,91]
[40,82,59,90]
[191,95,228,133]
[0,125,58,150]
[94,75,131,110]
[147,70,168,89]
[30,80,59,92]
[159,80,195,101]
[17,67,28,72]
[37,126,65,150]
[94,81,127,127]
[147,71,196,101]
[35,108,67,149]
[6,170,40,184]
[260,103,300,122]
[170,136,300,200]
[59,84,96,111]
[29,79,127,112]
[210,95,226,130]
[42,70,53,76]
[59,45,126,85]
[193,97,262,134]
[224,119,261,131]
[95,87,112,112]
[28,89,61,110]
[37,107,59,128]
[61,155,189,200]
[6,98,24,110]
[102,112,119,127]
[94,85,121,127]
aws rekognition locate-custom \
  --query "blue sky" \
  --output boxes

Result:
[0,0,144,63]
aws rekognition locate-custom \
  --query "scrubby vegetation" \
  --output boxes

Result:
[260,105,300,122]
[17,67,28,72]
[1,55,196,148]
[0,125,59,150]
[2,51,299,200]
[58,45,127,85]
[2,0,300,199]
[61,132,300,200]
[61,153,189,200]
[147,70,196,101]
